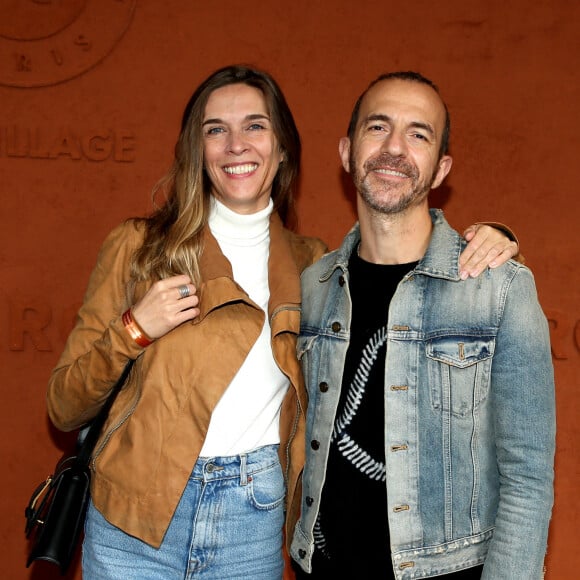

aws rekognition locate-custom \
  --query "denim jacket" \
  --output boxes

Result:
[291,210,555,579]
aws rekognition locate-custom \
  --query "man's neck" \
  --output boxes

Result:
[356,200,432,265]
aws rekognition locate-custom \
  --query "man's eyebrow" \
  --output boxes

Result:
[364,114,392,125]
[202,113,270,126]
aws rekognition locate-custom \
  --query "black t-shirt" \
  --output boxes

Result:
[295,248,482,579]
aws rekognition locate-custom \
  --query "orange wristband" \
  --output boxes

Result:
[122,309,154,347]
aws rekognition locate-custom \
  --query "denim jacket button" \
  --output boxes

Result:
[338,275,345,287]
[390,444,408,452]
[298,549,306,559]
[331,321,341,332]
[390,385,409,391]
[311,440,320,450]
[393,504,410,512]
[319,382,329,392]
[306,496,314,506]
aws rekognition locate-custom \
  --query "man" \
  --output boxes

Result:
[290,72,555,579]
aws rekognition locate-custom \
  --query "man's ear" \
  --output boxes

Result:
[338,137,351,173]
[431,155,453,189]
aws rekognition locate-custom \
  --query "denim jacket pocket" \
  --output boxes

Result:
[426,335,495,417]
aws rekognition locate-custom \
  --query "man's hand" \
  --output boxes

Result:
[459,224,519,280]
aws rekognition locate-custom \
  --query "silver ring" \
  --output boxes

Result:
[177,284,190,299]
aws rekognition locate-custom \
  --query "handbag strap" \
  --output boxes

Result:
[75,359,135,466]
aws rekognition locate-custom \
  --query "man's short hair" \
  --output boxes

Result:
[347,71,450,158]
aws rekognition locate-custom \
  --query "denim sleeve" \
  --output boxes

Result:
[482,266,555,579]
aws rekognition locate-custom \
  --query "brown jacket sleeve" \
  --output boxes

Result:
[46,220,145,431]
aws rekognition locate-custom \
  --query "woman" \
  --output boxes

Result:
[46,65,518,579]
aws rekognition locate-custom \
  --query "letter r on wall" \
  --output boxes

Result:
[9,300,52,351]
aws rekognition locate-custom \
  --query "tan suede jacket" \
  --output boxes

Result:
[47,212,327,548]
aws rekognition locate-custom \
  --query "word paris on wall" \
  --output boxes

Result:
[0,0,136,88]
[1,300,578,361]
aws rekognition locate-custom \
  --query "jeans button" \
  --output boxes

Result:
[206,463,223,473]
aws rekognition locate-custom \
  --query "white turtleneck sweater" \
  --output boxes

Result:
[199,196,289,457]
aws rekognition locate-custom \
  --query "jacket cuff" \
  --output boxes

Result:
[476,222,524,265]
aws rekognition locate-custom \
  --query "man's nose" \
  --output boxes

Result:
[381,130,406,156]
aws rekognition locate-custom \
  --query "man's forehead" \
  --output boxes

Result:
[359,78,446,127]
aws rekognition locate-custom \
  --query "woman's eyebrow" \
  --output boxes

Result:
[202,113,270,126]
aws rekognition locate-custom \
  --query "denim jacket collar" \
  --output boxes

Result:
[319,208,463,282]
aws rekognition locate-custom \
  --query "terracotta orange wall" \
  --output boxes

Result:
[1,2,577,578]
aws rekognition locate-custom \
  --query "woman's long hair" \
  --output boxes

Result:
[131,64,301,285]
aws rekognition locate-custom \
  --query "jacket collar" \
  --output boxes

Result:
[320,209,463,282]
[197,211,301,325]
[414,209,463,280]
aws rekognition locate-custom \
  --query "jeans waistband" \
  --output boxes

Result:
[193,443,280,485]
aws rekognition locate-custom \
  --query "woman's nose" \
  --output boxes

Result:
[227,130,249,154]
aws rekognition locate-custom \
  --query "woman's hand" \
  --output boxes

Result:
[130,274,200,340]
[459,224,519,280]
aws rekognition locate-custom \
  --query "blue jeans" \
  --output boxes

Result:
[83,444,285,579]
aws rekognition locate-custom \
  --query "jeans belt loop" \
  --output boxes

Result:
[240,453,248,486]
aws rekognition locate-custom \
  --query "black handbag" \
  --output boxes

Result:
[25,361,134,574]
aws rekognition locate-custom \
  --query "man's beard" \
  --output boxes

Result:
[352,152,436,215]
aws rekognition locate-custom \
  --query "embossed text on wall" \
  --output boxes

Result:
[0,126,136,162]
[0,0,136,88]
